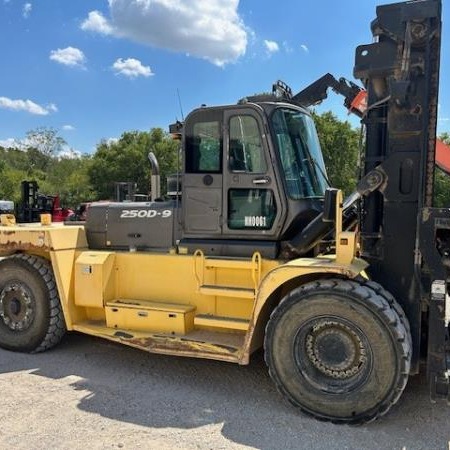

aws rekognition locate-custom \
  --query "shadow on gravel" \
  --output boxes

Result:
[0,332,449,450]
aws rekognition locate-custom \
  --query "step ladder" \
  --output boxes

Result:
[193,250,261,299]
[194,314,250,331]
[192,251,261,332]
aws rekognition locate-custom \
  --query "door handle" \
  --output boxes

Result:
[252,176,270,185]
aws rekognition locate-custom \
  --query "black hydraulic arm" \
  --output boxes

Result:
[273,73,367,117]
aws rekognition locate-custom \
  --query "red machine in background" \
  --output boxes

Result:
[16,180,74,223]
[436,139,450,174]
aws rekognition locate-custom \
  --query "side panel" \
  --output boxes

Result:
[183,181,223,234]
[75,252,115,307]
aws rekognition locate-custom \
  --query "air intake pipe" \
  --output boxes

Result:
[148,152,160,201]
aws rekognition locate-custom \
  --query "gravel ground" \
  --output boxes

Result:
[0,332,449,450]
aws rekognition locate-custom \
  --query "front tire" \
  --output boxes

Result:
[0,254,66,353]
[264,278,411,424]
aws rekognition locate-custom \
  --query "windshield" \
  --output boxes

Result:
[271,108,328,199]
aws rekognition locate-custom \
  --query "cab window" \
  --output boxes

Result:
[186,113,222,173]
[229,115,266,173]
[228,189,276,230]
[271,108,327,199]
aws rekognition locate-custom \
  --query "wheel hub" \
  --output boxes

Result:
[305,320,367,379]
[0,283,34,331]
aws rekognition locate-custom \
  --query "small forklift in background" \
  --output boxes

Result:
[15,180,73,223]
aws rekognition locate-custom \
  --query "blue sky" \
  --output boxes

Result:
[1,0,449,154]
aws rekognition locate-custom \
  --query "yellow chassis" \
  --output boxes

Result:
[0,194,366,364]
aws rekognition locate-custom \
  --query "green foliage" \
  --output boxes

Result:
[0,167,29,202]
[312,111,360,195]
[44,155,95,206]
[0,128,93,207]
[434,133,450,207]
[0,127,179,207]
[0,145,32,201]
[21,127,68,173]
[88,128,180,200]
[26,127,66,157]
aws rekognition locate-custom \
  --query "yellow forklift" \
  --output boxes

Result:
[0,0,447,424]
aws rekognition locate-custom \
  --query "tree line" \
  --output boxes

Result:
[0,127,179,207]
[0,114,449,208]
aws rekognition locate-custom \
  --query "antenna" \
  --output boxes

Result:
[176,88,184,121]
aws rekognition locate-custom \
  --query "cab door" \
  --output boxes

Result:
[182,109,223,237]
[222,108,283,238]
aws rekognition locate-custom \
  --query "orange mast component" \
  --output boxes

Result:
[435,139,450,174]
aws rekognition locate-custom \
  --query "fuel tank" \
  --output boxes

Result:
[85,200,181,251]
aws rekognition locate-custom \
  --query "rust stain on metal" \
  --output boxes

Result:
[0,228,53,255]
[0,241,51,255]
[124,335,238,356]
[1,230,16,236]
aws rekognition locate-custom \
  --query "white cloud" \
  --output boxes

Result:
[23,2,32,18]
[47,103,58,113]
[0,138,16,148]
[0,135,80,156]
[264,40,279,54]
[62,124,75,131]
[81,10,113,35]
[106,137,119,145]
[300,44,309,53]
[439,117,450,122]
[58,148,81,159]
[81,0,248,66]
[112,58,153,78]
[0,96,57,115]
[50,47,86,68]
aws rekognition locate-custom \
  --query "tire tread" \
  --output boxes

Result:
[0,254,66,353]
[264,277,412,425]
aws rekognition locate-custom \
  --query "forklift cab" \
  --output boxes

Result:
[180,102,329,257]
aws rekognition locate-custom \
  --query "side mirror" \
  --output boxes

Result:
[323,188,338,222]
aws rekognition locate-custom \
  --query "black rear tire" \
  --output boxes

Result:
[264,278,411,424]
[0,254,66,353]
